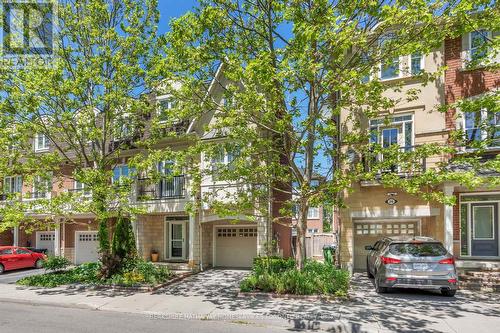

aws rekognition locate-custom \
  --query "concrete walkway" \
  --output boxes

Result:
[0,269,499,332]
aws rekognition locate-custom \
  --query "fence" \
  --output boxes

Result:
[305,233,336,258]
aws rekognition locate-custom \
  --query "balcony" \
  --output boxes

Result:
[362,145,427,179]
[25,191,50,200]
[137,176,186,200]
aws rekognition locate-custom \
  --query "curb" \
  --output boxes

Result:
[237,291,345,302]
[0,297,96,311]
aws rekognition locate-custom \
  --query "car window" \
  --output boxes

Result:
[389,242,447,257]
[0,249,13,255]
[16,248,31,254]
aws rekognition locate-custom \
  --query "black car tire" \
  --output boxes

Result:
[375,277,388,294]
[0,264,4,275]
[366,259,374,278]
[441,289,456,297]
[35,259,44,269]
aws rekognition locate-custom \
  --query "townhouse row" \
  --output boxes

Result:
[1,29,499,272]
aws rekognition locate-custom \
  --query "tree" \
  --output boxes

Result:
[155,0,498,269]
[0,0,160,270]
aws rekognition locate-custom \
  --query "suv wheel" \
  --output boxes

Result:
[441,289,456,297]
[366,259,374,278]
[375,277,388,294]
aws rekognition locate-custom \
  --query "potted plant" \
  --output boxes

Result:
[151,249,159,262]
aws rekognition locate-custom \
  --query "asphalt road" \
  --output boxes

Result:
[0,302,287,333]
[0,268,44,284]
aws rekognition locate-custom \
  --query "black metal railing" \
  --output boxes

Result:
[137,176,186,200]
[25,191,49,199]
[363,145,426,177]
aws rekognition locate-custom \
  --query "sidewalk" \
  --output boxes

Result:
[0,270,499,333]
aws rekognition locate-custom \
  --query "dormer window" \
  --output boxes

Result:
[34,133,49,152]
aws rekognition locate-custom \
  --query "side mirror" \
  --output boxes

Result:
[365,245,374,251]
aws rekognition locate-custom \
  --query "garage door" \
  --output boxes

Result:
[36,231,55,256]
[353,221,420,271]
[75,231,99,265]
[215,227,257,268]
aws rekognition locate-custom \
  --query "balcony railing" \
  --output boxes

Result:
[363,145,426,177]
[137,176,186,200]
[25,191,49,199]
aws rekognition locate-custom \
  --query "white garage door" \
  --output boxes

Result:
[215,227,257,268]
[353,221,420,271]
[75,231,99,265]
[36,231,55,256]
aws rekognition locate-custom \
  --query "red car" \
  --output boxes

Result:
[0,246,47,274]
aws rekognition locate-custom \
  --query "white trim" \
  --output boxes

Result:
[460,191,500,198]
[407,53,425,76]
[467,30,492,62]
[34,133,49,152]
[472,205,495,240]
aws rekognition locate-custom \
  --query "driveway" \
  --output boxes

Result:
[150,269,500,332]
[0,268,44,284]
[1,269,499,332]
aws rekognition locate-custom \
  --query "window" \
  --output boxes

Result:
[410,53,424,75]
[158,98,176,122]
[34,133,49,151]
[369,114,414,150]
[0,248,13,255]
[16,248,31,254]
[307,228,319,234]
[74,180,91,196]
[157,161,183,198]
[112,165,135,183]
[389,243,447,257]
[469,30,489,61]
[307,207,319,219]
[4,176,22,194]
[380,57,400,80]
[464,109,500,148]
[32,175,51,198]
[210,145,240,180]
[473,206,494,240]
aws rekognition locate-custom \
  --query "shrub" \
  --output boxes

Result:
[240,257,350,296]
[17,258,172,288]
[42,256,71,272]
[252,256,295,275]
[111,217,137,260]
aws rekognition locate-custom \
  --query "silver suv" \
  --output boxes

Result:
[365,236,458,296]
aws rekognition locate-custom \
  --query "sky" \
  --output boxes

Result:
[157,0,198,34]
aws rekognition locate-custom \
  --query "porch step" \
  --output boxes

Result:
[154,262,194,273]
[458,269,500,293]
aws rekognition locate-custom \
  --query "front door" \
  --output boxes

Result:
[170,222,185,259]
[471,203,498,256]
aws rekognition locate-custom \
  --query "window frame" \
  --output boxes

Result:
[468,30,491,62]
[4,176,23,194]
[462,108,500,149]
[157,95,177,123]
[112,164,134,184]
[34,133,49,152]
[307,207,320,219]
[369,114,415,150]
[408,53,425,75]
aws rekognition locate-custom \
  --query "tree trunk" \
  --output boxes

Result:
[295,201,308,270]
